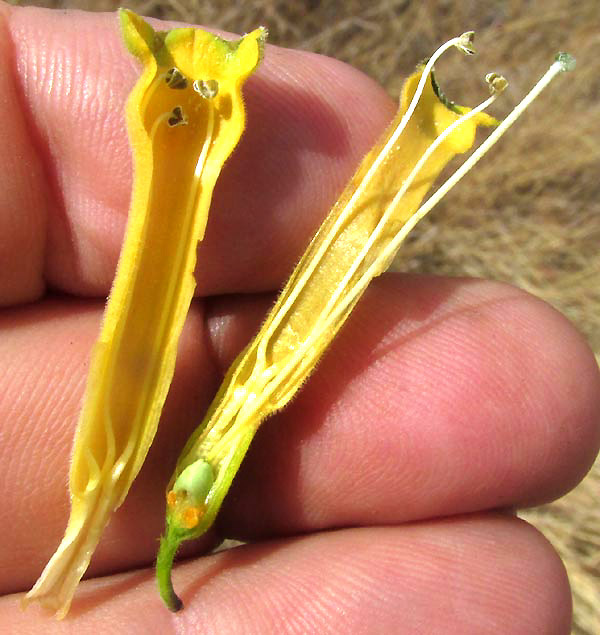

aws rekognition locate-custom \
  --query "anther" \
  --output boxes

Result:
[182,506,201,529]
[165,68,188,89]
[485,72,508,94]
[168,106,188,127]
[167,490,177,508]
[456,31,476,55]
[555,52,576,72]
[193,79,219,99]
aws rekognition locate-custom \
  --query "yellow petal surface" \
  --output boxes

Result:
[24,10,265,618]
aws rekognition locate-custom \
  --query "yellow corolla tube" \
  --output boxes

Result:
[156,35,574,610]
[24,10,266,618]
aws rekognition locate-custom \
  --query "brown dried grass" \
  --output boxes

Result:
[13,0,599,631]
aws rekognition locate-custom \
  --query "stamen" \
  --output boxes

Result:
[193,79,219,99]
[165,68,188,89]
[358,31,478,200]
[254,33,478,370]
[310,74,508,338]
[485,72,508,94]
[194,105,215,178]
[167,106,187,127]
[167,490,177,508]
[350,55,575,315]
[182,507,201,529]
[396,54,575,243]
[456,31,476,56]
[555,52,576,72]
[244,73,507,408]
[232,72,511,407]
[149,105,192,138]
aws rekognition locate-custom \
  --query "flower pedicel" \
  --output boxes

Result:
[155,34,575,610]
[24,10,266,618]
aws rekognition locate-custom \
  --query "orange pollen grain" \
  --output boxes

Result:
[167,490,177,508]
[182,506,201,529]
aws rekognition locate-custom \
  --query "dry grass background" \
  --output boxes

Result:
[11,0,600,631]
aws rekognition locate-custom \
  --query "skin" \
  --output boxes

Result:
[0,3,599,633]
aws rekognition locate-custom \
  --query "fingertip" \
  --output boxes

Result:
[513,518,573,635]
[497,285,600,504]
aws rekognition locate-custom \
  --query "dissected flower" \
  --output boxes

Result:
[24,9,266,618]
[155,35,574,611]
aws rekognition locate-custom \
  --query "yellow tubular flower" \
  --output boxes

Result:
[156,36,574,610]
[24,10,266,618]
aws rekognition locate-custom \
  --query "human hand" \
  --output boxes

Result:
[0,5,599,633]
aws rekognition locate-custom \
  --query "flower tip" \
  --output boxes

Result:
[555,52,576,73]
[257,25,269,41]
[457,31,476,55]
[485,72,508,95]
[254,26,268,63]
[118,8,158,60]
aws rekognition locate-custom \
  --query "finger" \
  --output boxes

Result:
[214,275,600,538]
[2,276,598,590]
[1,515,571,634]
[0,4,47,305]
[2,5,393,302]
[0,296,218,593]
